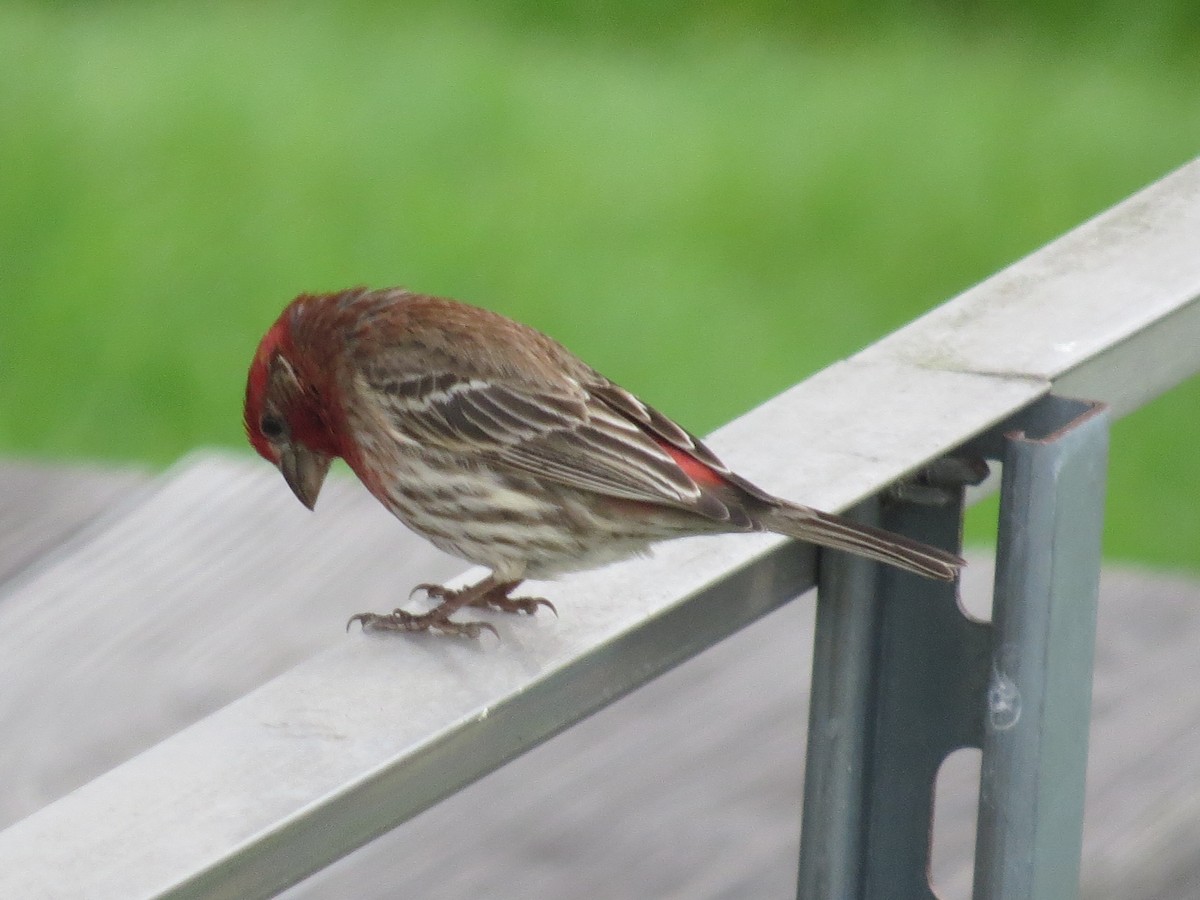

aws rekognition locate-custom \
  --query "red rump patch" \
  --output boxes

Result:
[658,440,727,489]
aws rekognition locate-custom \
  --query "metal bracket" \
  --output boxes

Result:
[797,395,1110,899]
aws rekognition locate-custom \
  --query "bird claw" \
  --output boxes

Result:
[347,608,497,640]
[409,581,555,617]
[408,582,453,602]
[525,597,557,618]
[348,578,548,641]
[465,583,556,618]
[457,620,500,640]
[477,595,557,618]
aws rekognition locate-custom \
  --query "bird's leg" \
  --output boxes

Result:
[348,575,503,639]
[411,580,555,616]
[465,580,556,617]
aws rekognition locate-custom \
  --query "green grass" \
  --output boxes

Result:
[1,3,1197,569]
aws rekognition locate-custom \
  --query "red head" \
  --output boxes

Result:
[244,297,338,509]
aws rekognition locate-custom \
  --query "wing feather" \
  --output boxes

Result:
[361,369,738,517]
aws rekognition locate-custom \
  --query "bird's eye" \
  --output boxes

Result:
[260,415,286,440]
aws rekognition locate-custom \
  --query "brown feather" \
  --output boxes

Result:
[245,286,963,586]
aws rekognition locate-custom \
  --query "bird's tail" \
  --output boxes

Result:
[758,502,963,581]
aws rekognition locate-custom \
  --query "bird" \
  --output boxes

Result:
[244,286,963,638]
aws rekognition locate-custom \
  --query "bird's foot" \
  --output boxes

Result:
[476,593,557,617]
[347,607,497,640]
[412,580,556,617]
[347,577,551,639]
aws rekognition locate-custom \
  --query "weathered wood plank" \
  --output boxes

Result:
[0,459,148,585]
[1,456,1197,898]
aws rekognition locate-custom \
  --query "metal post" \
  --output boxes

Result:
[797,396,1108,900]
[973,400,1109,898]
[795,508,890,900]
[797,478,983,900]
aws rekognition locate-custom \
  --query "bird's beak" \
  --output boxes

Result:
[277,444,331,510]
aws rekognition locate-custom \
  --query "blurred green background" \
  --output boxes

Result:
[1,1,1197,568]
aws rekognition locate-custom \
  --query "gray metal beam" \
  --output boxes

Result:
[864,160,1200,418]
[797,472,981,900]
[974,399,1109,899]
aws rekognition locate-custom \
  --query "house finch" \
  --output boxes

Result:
[245,287,963,638]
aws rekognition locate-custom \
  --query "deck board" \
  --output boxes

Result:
[0,459,149,586]
[1,454,1197,898]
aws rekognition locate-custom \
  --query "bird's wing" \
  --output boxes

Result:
[588,382,779,506]
[360,368,742,520]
